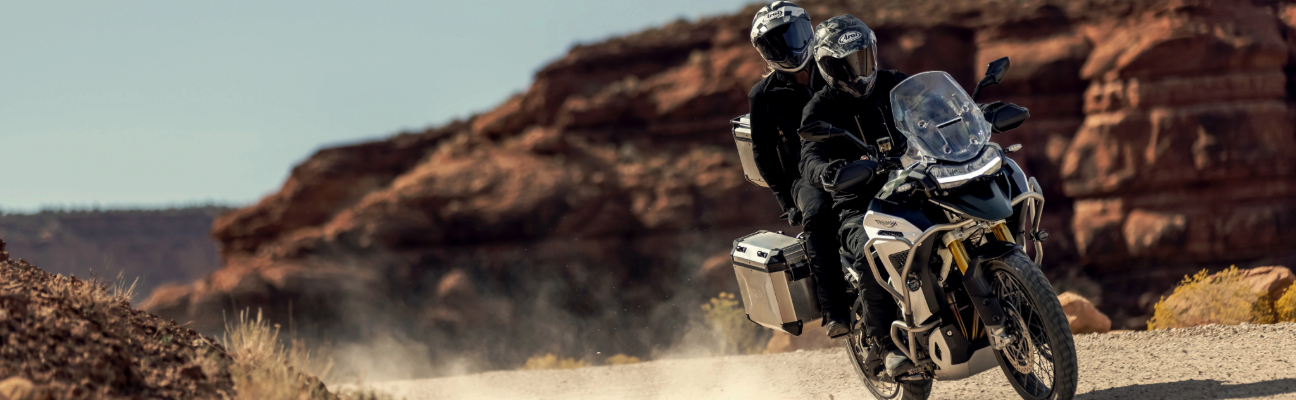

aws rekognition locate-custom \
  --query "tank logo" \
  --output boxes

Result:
[839,31,862,44]
[874,219,898,228]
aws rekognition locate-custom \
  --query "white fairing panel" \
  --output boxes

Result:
[862,210,936,322]
[862,210,923,242]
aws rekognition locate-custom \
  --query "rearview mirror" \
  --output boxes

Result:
[797,121,847,142]
[984,57,1010,85]
[971,56,1011,101]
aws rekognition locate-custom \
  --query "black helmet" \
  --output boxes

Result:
[750,1,814,72]
[813,15,879,98]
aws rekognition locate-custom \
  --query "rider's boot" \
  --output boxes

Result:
[824,308,851,338]
[883,342,916,378]
[825,318,851,338]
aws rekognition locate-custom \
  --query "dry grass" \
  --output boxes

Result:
[1148,267,1276,330]
[221,310,334,400]
[219,310,393,400]
[604,354,642,365]
[522,353,590,370]
[1277,285,1296,323]
[701,292,766,355]
[518,353,641,370]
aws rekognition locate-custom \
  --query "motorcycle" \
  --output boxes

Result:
[800,57,1077,400]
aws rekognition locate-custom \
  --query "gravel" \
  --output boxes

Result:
[374,323,1296,400]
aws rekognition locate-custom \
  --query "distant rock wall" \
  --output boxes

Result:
[0,208,227,300]
[144,0,1296,371]
[1062,1,1296,325]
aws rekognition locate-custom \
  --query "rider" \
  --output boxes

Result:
[747,1,853,338]
[798,15,914,376]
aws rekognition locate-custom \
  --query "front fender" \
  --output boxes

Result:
[959,241,1019,331]
[967,241,1019,269]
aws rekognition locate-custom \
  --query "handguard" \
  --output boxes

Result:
[821,159,880,194]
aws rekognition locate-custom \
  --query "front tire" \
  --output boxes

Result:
[986,251,1078,400]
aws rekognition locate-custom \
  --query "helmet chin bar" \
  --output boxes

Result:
[770,51,813,73]
[845,73,878,98]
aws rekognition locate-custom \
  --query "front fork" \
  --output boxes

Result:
[946,222,1016,349]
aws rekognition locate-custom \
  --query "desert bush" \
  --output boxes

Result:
[522,353,589,370]
[220,310,392,400]
[701,292,766,355]
[1277,285,1296,323]
[604,354,641,365]
[1147,267,1276,330]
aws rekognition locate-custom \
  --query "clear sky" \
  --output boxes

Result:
[0,0,753,212]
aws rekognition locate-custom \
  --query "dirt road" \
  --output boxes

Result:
[375,323,1296,400]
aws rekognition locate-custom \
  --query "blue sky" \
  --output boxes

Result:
[0,0,753,211]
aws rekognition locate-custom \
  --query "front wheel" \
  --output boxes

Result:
[986,251,1078,400]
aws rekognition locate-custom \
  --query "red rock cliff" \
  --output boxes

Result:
[144,0,1296,369]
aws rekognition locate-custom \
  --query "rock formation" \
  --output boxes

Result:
[144,0,1296,371]
[1063,0,1296,326]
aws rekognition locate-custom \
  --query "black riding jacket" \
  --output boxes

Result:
[748,67,825,211]
[799,69,909,211]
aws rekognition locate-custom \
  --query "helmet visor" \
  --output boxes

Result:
[754,19,814,67]
[820,46,877,85]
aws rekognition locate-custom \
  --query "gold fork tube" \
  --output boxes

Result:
[992,222,1015,244]
[948,239,971,274]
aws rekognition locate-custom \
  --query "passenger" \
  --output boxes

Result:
[798,15,915,376]
[747,1,853,338]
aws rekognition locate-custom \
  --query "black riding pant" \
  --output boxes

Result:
[839,209,902,338]
[790,178,851,321]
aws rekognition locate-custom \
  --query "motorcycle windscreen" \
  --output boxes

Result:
[930,180,1013,221]
[889,72,991,163]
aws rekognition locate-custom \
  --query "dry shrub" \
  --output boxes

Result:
[220,310,392,400]
[701,292,766,355]
[222,310,334,400]
[522,353,588,370]
[1277,285,1296,323]
[604,354,641,365]
[1148,267,1276,330]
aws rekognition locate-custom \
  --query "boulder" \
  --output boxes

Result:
[0,377,34,400]
[1238,266,1295,305]
[1148,267,1276,329]
[1058,292,1112,334]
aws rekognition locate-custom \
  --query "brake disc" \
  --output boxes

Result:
[1003,306,1035,375]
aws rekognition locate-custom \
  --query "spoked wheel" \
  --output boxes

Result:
[986,251,1078,400]
[844,305,932,400]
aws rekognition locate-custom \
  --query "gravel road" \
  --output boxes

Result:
[375,323,1296,400]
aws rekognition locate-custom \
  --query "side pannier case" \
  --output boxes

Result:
[731,114,769,187]
[731,230,821,335]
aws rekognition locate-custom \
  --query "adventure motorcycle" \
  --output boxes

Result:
[729,57,1077,400]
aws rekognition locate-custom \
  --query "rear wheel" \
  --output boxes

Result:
[845,306,932,400]
[986,251,1078,400]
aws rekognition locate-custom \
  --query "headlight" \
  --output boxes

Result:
[927,147,1003,189]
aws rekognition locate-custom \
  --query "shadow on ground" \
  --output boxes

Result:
[1078,379,1296,400]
